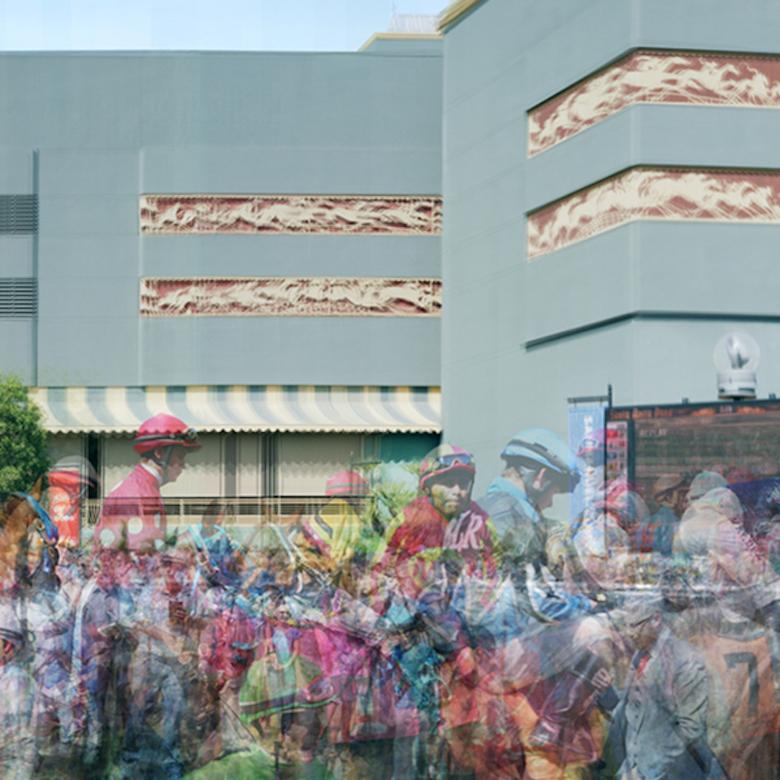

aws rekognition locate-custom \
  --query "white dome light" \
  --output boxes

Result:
[713,332,760,399]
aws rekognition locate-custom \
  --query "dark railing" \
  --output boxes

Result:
[82,495,373,528]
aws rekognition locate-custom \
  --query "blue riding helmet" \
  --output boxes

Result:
[501,428,581,488]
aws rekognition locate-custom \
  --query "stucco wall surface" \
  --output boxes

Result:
[442,0,780,492]
[0,47,442,387]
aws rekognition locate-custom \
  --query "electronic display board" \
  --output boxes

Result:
[606,400,780,521]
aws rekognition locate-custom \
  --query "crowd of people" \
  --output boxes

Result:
[0,412,777,778]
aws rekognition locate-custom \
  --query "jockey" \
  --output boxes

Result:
[446,430,618,778]
[478,428,589,618]
[297,470,369,589]
[380,444,498,599]
[377,445,497,775]
[94,414,200,552]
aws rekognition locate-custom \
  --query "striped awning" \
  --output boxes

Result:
[30,385,441,435]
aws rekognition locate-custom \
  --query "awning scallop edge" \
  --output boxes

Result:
[29,385,442,435]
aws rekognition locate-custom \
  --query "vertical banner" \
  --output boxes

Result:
[568,401,607,523]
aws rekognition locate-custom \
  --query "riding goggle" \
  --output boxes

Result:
[434,453,475,469]
[134,428,199,446]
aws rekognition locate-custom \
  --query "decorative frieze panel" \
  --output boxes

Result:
[140,277,442,317]
[140,195,442,235]
[528,50,780,157]
[528,167,780,259]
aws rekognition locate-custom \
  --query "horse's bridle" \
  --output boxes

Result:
[12,493,59,547]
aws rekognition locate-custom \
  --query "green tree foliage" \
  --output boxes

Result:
[0,375,50,495]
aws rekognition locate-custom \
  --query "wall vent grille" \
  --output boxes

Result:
[0,195,37,234]
[0,278,37,317]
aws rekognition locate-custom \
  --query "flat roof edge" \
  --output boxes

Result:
[438,0,488,32]
[359,32,443,52]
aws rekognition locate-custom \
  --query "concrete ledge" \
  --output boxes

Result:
[438,0,487,32]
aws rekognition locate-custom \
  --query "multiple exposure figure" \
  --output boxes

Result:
[0,415,777,778]
[95,414,201,552]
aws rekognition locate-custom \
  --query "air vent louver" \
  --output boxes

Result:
[0,195,37,234]
[0,278,36,317]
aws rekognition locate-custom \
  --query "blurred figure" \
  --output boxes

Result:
[0,599,35,778]
[637,474,688,556]
[95,414,200,552]
[297,469,369,589]
[378,445,492,777]
[57,546,88,613]
[27,564,75,759]
[675,473,772,608]
[186,499,237,588]
[47,455,98,548]
[366,463,418,539]
[706,489,769,591]
[674,472,732,562]
[683,598,779,780]
[573,480,649,588]
[240,530,346,778]
[680,472,728,519]
[197,596,258,762]
[73,548,131,770]
[438,432,616,780]
[120,546,199,778]
[746,481,780,575]
[610,598,723,780]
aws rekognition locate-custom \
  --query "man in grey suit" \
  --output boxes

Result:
[613,598,726,780]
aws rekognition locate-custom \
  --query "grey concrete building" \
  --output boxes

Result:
[440,0,780,491]
[0,37,443,502]
[7,0,780,504]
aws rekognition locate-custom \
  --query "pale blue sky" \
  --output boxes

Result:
[0,0,448,52]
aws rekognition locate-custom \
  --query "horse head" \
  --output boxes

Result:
[0,478,59,589]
